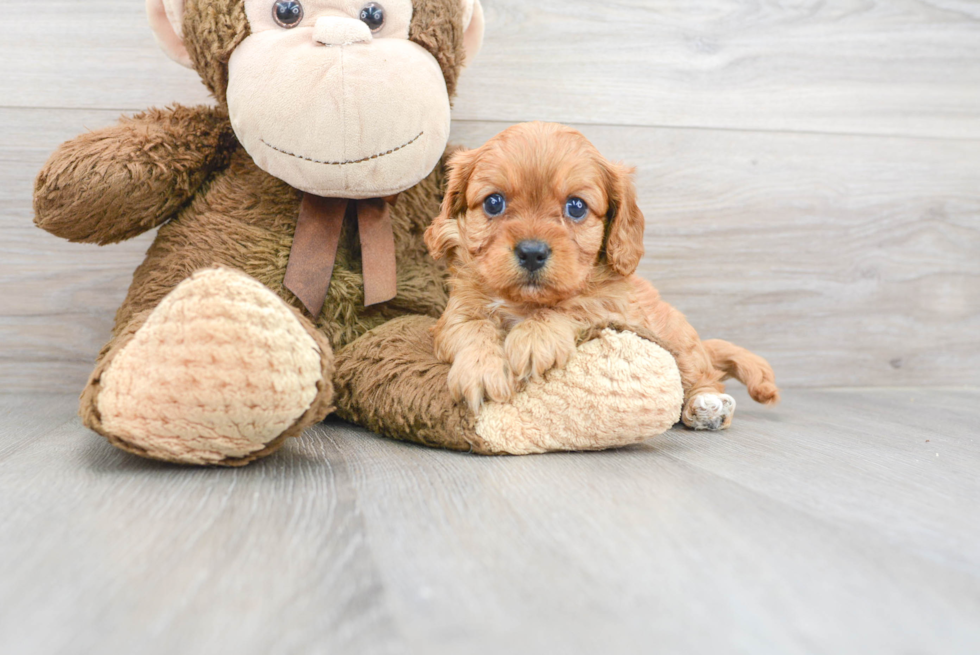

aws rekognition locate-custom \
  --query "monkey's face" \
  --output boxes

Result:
[227,0,454,198]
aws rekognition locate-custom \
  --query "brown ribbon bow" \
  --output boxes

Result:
[284,194,398,316]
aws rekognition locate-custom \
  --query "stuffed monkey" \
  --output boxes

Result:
[33,0,685,465]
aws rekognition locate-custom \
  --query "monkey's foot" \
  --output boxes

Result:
[474,329,684,454]
[89,268,334,465]
[682,393,736,431]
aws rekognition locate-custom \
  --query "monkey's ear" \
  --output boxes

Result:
[425,148,478,261]
[603,162,646,277]
[461,0,486,67]
[147,0,193,69]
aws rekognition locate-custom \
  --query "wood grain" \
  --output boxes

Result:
[4,107,978,392]
[1,2,978,391]
[0,1,213,111]
[457,0,980,138]
[1,389,978,654]
[0,108,158,392]
[2,1,979,138]
[4,4,978,653]
[451,121,980,389]
[0,396,401,655]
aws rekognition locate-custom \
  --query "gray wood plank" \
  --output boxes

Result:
[459,0,980,139]
[4,107,978,392]
[2,1,979,138]
[322,387,980,654]
[450,121,980,389]
[0,395,402,655]
[0,108,159,393]
[0,1,213,111]
[0,388,978,654]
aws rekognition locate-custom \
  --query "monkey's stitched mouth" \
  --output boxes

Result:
[260,132,424,167]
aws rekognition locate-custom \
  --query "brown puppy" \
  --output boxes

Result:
[425,122,779,430]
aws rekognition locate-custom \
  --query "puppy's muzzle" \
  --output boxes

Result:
[515,240,551,273]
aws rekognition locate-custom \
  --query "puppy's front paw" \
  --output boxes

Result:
[504,322,576,382]
[448,351,515,415]
[682,393,736,431]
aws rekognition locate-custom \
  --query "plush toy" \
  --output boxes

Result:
[33,0,686,466]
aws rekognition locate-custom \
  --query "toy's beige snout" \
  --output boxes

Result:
[314,17,373,47]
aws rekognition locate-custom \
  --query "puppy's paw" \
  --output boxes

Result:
[682,393,737,431]
[504,322,576,382]
[448,351,515,415]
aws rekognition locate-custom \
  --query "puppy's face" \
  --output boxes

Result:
[426,122,645,305]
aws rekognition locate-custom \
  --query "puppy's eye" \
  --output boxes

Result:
[483,193,506,217]
[565,197,589,221]
[273,1,304,27]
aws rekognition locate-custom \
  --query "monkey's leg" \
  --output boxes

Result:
[81,268,335,466]
[333,316,684,455]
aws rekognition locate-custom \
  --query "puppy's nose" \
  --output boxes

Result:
[515,240,551,273]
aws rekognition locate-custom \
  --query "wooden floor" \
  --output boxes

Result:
[2,1,979,652]
[0,387,978,654]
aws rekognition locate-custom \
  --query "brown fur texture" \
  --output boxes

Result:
[703,338,781,405]
[333,315,490,452]
[178,0,466,105]
[426,122,780,422]
[181,0,250,103]
[34,0,469,465]
[408,0,468,98]
[34,105,236,245]
[34,2,690,464]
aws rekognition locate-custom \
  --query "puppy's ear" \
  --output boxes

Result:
[425,148,478,261]
[424,211,461,261]
[443,147,479,219]
[603,162,646,276]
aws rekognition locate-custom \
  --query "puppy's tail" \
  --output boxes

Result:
[703,339,781,406]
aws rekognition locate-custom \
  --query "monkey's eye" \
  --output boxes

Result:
[483,193,506,217]
[565,197,589,221]
[273,1,304,27]
[359,2,386,32]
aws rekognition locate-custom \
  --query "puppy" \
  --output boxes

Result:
[425,122,779,430]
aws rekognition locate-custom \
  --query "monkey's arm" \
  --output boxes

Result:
[34,105,236,245]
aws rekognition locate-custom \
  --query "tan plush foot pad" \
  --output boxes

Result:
[97,268,325,464]
[475,329,684,454]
